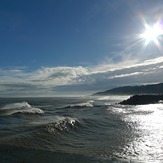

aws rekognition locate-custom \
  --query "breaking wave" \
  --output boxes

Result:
[0,102,44,116]
[64,101,94,108]
[33,116,80,134]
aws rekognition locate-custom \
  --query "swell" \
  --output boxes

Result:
[0,104,135,160]
[0,116,81,151]
[32,116,81,133]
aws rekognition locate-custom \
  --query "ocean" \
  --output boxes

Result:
[0,96,163,163]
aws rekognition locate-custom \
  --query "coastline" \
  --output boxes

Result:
[119,94,163,105]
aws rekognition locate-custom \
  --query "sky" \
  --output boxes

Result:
[1,0,163,96]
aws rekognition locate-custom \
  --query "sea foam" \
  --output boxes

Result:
[0,102,44,116]
[64,101,94,108]
[30,116,79,133]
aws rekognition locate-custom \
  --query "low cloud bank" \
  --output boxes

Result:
[1,57,163,96]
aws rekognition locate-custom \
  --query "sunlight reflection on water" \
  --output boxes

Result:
[122,104,163,162]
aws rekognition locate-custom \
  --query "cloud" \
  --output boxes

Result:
[93,56,163,73]
[108,72,144,79]
[1,56,163,96]
[29,66,89,87]
[0,66,90,96]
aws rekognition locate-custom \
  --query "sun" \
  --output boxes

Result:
[140,22,163,46]
[128,19,163,53]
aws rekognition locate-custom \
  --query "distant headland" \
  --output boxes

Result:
[93,83,163,96]
[119,94,163,105]
[93,83,163,105]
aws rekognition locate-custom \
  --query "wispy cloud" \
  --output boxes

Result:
[0,56,163,96]
[108,72,144,79]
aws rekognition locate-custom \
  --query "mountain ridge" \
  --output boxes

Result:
[93,83,163,95]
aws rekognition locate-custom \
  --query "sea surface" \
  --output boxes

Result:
[0,96,163,163]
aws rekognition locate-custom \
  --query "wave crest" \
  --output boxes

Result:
[31,116,80,134]
[0,102,44,116]
[64,101,94,108]
[45,117,78,133]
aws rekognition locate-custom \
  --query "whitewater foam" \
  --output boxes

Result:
[65,101,94,108]
[0,102,44,116]
[1,102,31,110]
[30,116,79,134]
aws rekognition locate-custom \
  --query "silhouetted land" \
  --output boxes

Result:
[119,94,163,105]
[93,83,163,95]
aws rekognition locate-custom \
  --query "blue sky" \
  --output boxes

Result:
[1,0,163,96]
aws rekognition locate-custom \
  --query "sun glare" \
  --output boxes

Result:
[140,22,163,46]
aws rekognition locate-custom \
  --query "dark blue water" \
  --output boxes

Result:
[0,96,163,163]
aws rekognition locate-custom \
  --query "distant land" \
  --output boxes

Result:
[93,83,163,96]
[119,94,163,105]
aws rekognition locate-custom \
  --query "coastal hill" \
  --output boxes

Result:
[93,83,163,96]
